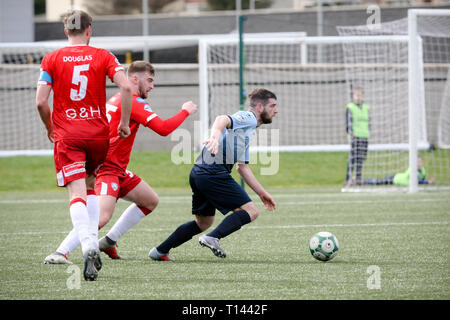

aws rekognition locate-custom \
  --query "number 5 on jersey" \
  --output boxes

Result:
[70,64,89,101]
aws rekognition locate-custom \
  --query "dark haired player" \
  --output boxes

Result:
[150,88,278,261]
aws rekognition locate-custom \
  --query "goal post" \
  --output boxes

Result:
[336,8,450,192]
[1,22,448,191]
[408,9,420,193]
[198,32,308,149]
[408,9,450,192]
[0,32,306,157]
[200,20,449,191]
[198,34,428,152]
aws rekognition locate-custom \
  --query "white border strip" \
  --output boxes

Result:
[250,142,431,153]
[0,221,446,237]
[0,150,53,157]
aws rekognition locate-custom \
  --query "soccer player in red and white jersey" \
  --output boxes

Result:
[36,10,132,281]
[44,60,197,261]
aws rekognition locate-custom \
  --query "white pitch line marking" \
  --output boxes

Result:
[246,221,449,230]
[1,197,449,205]
[0,221,447,237]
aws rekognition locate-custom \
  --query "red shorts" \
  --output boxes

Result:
[95,170,142,199]
[54,139,109,187]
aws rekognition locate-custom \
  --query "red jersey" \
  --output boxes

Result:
[38,45,124,141]
[101,93,190,174]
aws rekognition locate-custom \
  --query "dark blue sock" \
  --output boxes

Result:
[157,220,202,254]
[207,210,251,239]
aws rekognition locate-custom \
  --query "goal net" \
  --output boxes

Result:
[0,33,305,157]
[0,44,57,156]
[198,12,449,191]
[0,36,202,157]
[337,9,450,191]
[199,35,422,149]
[199,34,434,187]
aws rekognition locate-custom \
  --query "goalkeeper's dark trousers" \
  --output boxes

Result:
[345,137,368,183]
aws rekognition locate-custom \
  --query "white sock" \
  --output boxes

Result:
[56,228,79,256]
[106,203,146,242]
[70,199,97,256]
[57,194,99,255]
[86,193,99,245]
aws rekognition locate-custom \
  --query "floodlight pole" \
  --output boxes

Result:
[235,0,241,33]
[238,13,248,189]
[317,0,323,62]
[250,0,255,11]
[142,0,149,62]
[239,16,247,112]
[317,0,323,37]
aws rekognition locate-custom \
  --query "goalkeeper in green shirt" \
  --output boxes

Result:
[345,87,370,186]
[362,156,435,186]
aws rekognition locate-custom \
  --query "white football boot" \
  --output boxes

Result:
[44,252,73,265]
[198,235,226,258]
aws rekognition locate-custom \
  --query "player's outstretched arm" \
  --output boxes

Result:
[36,84,54,143]
[146,101,197,136]
[181,100,198,115]
[236,163,276,211]
[113,71,132,138]
[203,115,231,155]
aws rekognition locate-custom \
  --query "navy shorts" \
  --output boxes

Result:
[189,169,251,216]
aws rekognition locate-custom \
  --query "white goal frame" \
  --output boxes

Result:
[0,32,306,158]
[408,9,450,192]
[198,34,429,152]
[199,10,450,193]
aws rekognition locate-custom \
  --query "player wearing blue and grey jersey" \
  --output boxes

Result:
[149,88,278,261]
[193,110,257,175]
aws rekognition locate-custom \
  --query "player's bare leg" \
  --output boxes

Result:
[195,215,215,231]
[99,181,158,259]
[123,180,159,213]
[98,195,117,230]
[98,195,120,259]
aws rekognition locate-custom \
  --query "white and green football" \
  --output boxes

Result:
[309,232,339,262]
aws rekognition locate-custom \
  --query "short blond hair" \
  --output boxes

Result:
[127,61,155,76]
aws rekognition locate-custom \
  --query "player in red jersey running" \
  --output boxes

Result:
[44,60,197,261]
[37,10,132,281]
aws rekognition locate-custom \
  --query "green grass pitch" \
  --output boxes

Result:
[0,152,449,300]
[1,187,449,300]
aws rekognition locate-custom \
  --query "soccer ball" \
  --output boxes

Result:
[309,232,339,262]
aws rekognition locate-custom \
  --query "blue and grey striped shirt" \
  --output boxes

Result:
[193,110,257,174]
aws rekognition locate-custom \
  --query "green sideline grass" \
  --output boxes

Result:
[0,151,449,300]
[0,151,349,192]
[2,150,448,193]
[0,188,449,300]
